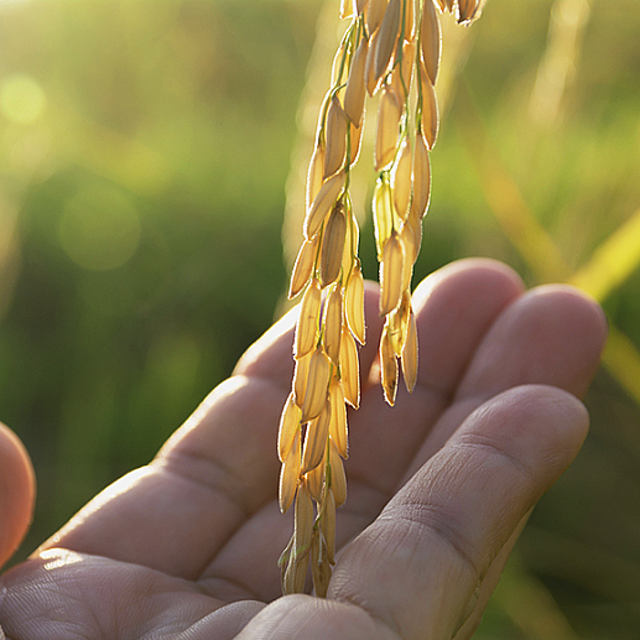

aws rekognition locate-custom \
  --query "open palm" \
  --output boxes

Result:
[0,259,606,640]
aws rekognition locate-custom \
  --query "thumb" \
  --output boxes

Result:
[0,423,36,569]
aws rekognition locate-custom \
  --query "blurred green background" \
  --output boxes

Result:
[0,0,639,638]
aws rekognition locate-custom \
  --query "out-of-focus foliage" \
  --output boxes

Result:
[0,0,639,638]
[0,0,321,554]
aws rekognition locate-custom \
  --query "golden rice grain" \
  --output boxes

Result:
[373,174,394,257]
[305,458,325,502]
[419,68,439,148]
[302,397,331,474]
[421,0,442,85]
[288,234,318,299]
[301,347,332,422]
[412,129,432,218]
[323,284,343,365]
[380,322,399,405]
[306,144,325,211]
[391,137,412,221]
[339,325,360,409]
[344,259,366,345]
[329,379,348,458]
[295,278,321,359]
[283,553,305,595]
[388,289,411,356]
[343,37,368,126]
[398,220,416,292]
[278,428,300,513]
[294,479,314,559]
[278,391,302,462]
[311,529,332,597]
[349,118,364,165]
[458,0,481,23]
[374,0,401,81]
[340,205,360,277]
[320,204,346,287]
[365,27,383,96]
[293,350,312,408]
[340,0,354,19]
[379,230,405,315]
[329,438,347,506]
[390,39,415,100]
[323,96,348,179]
[407,205,424,256]
[304,169,345,239]
[366,0,388,36]
[404,0,416,41]
[401,307,418,393]
[375,85,402,171]
[320,488,337,564]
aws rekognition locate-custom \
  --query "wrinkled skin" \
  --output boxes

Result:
[0,259,607,640]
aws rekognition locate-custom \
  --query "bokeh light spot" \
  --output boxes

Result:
[0,73,46,124]
[59,186,142,271]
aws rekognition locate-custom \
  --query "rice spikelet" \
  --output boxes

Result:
[421,0,442,85]
[344,259,366,344]
[320,204,346,287]
[295,279,321,359]
[343,37,369,126]
[323,96,348,179]
[379,230,405,315]
[323,284,343,365]
[304,170,345,239]
[278,391,301,462]
[302,397,331,474]
[301,348,332,423]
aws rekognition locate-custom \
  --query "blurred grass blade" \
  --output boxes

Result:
[601,325,640,409]
[459,101,571,283]
[570,206,640,302]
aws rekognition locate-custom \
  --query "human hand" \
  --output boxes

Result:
[0,259,607,640]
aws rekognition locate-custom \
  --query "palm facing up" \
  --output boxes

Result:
[0,259,606,640]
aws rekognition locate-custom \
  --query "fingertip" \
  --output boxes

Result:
[412,258,525,309]
[0,423,36,568]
